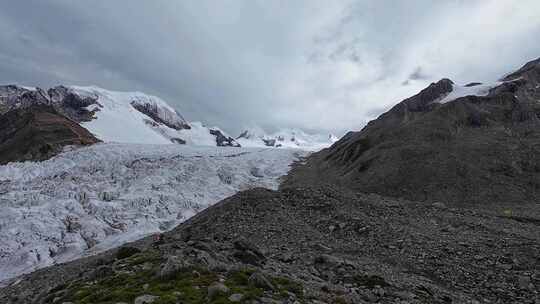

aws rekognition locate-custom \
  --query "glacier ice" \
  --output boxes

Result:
[0,143,304,283]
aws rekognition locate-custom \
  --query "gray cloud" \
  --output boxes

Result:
[1,0,540,134]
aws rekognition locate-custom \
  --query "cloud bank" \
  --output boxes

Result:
[1,0,539,134]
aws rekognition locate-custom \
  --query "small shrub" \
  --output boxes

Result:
[116,246,141,260]
[353,274,389,288]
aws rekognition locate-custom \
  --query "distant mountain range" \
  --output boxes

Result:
[236,127,338,151]
[0,85,335,164]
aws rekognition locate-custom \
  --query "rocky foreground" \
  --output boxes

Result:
[1,186,538,303]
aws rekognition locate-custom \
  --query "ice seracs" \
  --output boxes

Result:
[0,143,305,283]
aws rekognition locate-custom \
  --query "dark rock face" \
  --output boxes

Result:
[209,129,241,147]
[237,130,250,139]
[262,138,276,147]
[286,58,540,206]
[0,105,100,164]
[170,137,186,144]
[130,101,190,130]
[465,82,483,87]
[0,85,101,123]
[1,87,51,110]
[47,86,100,122]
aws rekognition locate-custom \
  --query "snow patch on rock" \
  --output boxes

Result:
[436,82,494,104]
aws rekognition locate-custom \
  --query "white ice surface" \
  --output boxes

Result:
[69,86,225,147]
[176,122,219,146]
[0,143,305,284]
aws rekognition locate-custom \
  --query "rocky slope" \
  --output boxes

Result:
[0,186,538,303]
[0,105,99,164]
[286,57,540,206]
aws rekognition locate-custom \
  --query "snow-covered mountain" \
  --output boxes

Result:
[0,85,335,283]
[0,85,240,147]
[236,127,339,151]
[0,143,304,283]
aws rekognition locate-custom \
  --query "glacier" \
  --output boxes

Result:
[0,143,305,284]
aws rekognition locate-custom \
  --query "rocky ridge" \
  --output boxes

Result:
[0,104,99,165]
[286,57,540,206]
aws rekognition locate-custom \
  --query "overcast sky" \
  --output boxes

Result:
[1,0,540,134]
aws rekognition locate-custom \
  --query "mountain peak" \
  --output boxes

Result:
[287,56,540,206]
[502,56,540,81]
[0,85,246,148]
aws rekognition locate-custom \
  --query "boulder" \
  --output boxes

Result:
[157,256,192,279]
[207,282,229,299]
[248,272,275,290]
[134,294,158,304]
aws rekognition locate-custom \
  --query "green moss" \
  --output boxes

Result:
[116,246,141,260]
[125,249,162,266]
[272,276,304,298]
[225,268,255,286]
[52,250,306,304]
[333,296,347,304]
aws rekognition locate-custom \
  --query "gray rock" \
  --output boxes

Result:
[248,272,275,290]
[89,265,114,280]
[228,293,243,302]
[157,256,191,279]
[260,297,279,304]
[209,129,241,147]
[207,282,229,299]
[432,202,446,209]
[233,238,266,266]
[314,254,343,267]
[134,294,158,304]
[518,276,531,289]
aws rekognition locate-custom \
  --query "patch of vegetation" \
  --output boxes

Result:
[116,246,141,260]
[225,268,254,286]
[271,276,304,299]
[124,248,162,266]
[224,269,263,301]
[45,250,306,304]
[332,296,348,304]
